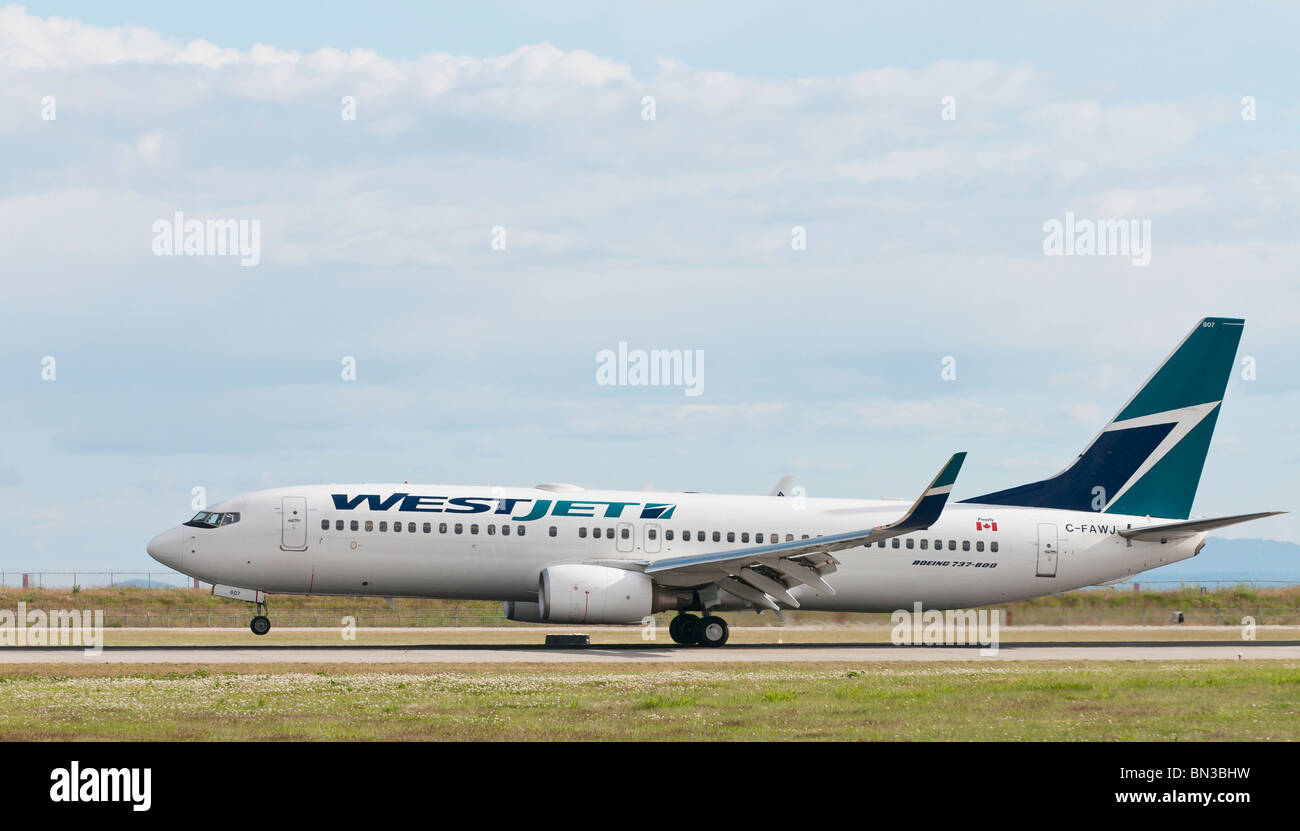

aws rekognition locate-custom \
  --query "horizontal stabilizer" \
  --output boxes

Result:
[1118,511,1285,542]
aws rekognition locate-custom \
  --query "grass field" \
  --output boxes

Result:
[0,660,1297,740]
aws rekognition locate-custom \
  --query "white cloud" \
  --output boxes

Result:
[3,5,1298,565]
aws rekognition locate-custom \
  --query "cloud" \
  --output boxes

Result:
[2,5,1298,568]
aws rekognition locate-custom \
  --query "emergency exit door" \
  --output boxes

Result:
[1035,522,1058,577]
[281,496,308,551]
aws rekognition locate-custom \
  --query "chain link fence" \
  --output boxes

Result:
[0,571,198,589]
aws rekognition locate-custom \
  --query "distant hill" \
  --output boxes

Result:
[1119,537,1300,586]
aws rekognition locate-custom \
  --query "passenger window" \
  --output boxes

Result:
[713,531,721,542]
[933,539,941,549]
[517,525,525,537]
[606,528,613,538]
[891,538,900,549]
[906,538,914,549]
[487,524,496,535]
[877,540,885,548]
[786,534,794,542]
[334,519,343,531]
[666,530,674,541]
[727,532,735,543]
[351,520,359,531]
[408,522,416,533]
[920,539,929,550]
[454,523,463,534]
[991,541,999,553]
[962,540,970,551]
[439,522,447,533]
[620,527,630,539]
[593,527,601,539]
[470,524,479,535]
[321,519,329,530]
[648,529,657,540]
[579,527,588,538]
[741,532,749,543]
[549,526,557,538]
[365,520,373,532]
[948,540,956,551]
[379,521,388,532]
[502,524,511,536]
[423,522,431,533]
[681,530,690,541]
[394,522,402,533]
[755,533,764,543]
[976,540,984,552]
[801,534,809,540]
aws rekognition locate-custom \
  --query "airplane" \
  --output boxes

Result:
[147,317,1283,646]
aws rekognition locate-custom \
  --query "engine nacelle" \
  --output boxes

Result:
[502,600,546,622]
[539,564,659,624]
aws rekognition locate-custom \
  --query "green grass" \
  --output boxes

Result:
[0,660,1296,740]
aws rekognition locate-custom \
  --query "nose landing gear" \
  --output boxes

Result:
[250,600,271,636]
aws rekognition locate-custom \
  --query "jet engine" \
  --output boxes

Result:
[538,564,670,624]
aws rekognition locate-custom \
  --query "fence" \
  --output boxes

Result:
[0,571,200,589]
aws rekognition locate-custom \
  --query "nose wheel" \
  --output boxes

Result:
[250,601,271,636]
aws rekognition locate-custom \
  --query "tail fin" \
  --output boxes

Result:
[963,317,1244,519]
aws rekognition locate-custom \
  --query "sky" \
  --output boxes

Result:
[1,2,1298,573]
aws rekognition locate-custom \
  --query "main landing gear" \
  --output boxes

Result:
[250,600,271,636]
[669,613,729,647]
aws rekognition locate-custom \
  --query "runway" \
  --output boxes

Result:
[3,640,1297,663]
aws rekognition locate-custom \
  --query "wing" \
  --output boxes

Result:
[1118,510,1285,542]
[638,452,967,610]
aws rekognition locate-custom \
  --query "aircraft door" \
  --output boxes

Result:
[281,496,308,551]
[1035,522,1058,577]
[644,523,662,554]
[616,522,635,554]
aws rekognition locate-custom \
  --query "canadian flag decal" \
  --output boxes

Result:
[976,520,998,531]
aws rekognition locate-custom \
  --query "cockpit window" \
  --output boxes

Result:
[184,511,240,528]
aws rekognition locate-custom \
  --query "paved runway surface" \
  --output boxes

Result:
[3,641,1298,663]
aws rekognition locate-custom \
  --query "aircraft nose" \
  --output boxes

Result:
[146,527,183,570]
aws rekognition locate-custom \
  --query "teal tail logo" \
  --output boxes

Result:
[963,317,1244,519]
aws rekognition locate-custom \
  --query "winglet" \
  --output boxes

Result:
[878,452,967,533]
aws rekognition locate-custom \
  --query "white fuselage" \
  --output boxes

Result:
[152,484,1203,612]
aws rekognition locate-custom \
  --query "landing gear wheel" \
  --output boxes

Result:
[696,615,729,647]
[669,614,700,645]
[250,615,271,636]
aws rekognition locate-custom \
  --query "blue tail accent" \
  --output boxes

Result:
[962,317,1244,519]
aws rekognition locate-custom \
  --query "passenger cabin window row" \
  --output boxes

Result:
[320,518,530,537]
[318,519,998,554]
[874,537,998,553]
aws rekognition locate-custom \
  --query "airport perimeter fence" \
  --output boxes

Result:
[0,571,199,589]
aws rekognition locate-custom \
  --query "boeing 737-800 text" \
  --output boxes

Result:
[147,317,1282,646]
